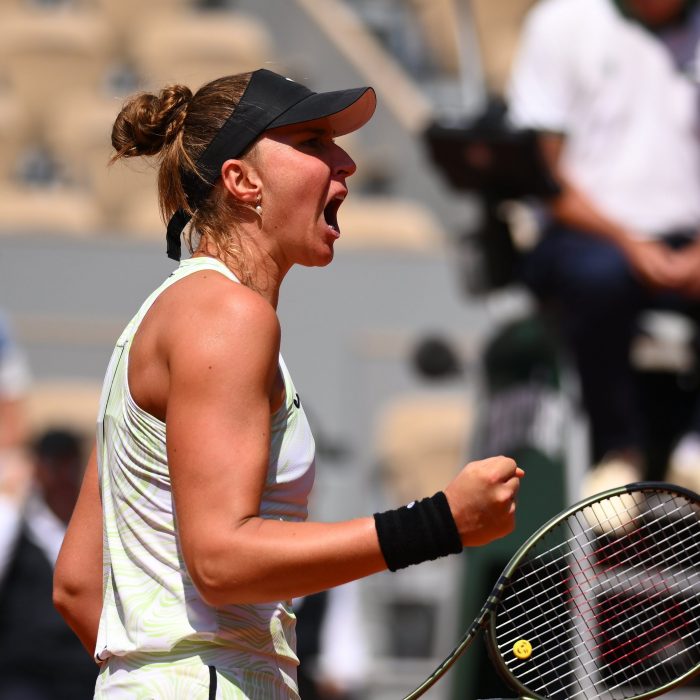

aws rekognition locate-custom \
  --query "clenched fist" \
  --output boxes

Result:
[444,456,524,547]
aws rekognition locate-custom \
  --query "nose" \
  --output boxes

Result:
[333,143,357,178]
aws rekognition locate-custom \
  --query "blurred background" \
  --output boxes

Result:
[1,0,698,699]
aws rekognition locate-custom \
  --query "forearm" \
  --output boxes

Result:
[537,133,634,250]
[52,573,102,657]
[548,179,633,250]
[182,455,522,607]
[188,515,386,606]
[547,174,683,290]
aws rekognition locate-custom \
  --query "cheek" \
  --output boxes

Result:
[281,171,328,211]
[264,153,330,220]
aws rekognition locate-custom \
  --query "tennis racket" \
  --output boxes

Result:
[403,482,700,700]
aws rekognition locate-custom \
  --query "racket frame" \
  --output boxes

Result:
[403,481,700,700]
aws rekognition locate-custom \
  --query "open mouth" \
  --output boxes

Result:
[323,195,345,236]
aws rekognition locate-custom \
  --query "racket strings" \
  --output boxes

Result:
[518,596,700,700]
[496,512,700,642]
[508,514,700,698]
[506,501,697,617]
[605,625,700,694]
[498,499,692,625]
[497,527,700,656]
[492,490,700,699]
[496,565,700,678]
[512,495,694,593]
[512,524,696,687]
[528,612,700,700]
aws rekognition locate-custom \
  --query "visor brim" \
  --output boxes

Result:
[267,87,376,137]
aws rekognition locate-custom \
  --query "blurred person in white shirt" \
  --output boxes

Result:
[508,0,700,494]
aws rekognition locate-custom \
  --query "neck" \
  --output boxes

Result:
[195,236,286,310]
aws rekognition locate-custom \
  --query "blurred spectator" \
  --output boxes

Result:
[0,428,98,700]
[0,310,33,583]
[295,582,369,700]
[0,311,30,452]
[507,0,700,494]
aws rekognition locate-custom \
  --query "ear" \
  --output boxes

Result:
[220,158,262,203]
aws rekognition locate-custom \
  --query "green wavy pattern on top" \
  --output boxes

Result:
[94,258,314,698]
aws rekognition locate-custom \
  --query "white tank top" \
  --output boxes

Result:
[94,257,316,688]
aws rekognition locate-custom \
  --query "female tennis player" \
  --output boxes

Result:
[52,68,524,698]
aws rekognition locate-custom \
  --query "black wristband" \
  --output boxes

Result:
[373,491,463,572]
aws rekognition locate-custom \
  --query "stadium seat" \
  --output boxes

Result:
[46,95,160,233]
[99,159,161,235]
[0,92,31,185]
[119,186,166,240]
[89,0,191,46]
[1,9,115,133]
[26,379,102,437]
[0,0,74,12]
[375,393,472,506]
[336,196,447,252]
[469,0,537,96]
[408,0,461,77]
[0,183,103,236]
[128,11,275,91]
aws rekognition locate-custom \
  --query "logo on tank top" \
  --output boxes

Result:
[293,393,301,408]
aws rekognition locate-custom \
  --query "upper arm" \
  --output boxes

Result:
[164,285,281,585]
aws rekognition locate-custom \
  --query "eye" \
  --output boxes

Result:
[301,134,335,149]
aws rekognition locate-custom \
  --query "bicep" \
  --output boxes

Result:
[165,296,280,570]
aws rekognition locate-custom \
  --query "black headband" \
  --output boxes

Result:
[165,68,376,260]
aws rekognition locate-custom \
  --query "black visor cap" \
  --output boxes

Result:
[166,69,376,260]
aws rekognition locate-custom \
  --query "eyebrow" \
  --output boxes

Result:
[298,127,330,136]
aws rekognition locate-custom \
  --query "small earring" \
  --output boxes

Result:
[254,197,263,216]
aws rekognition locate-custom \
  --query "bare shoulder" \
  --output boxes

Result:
[160,270,280,384]
[164,269,278,339]
[130,267,280,421]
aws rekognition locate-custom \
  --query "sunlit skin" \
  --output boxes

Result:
[256,120,356,269]
[204,118,357,308]
[53,114,524,658]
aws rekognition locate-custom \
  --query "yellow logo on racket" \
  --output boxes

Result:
[513,639,532,660]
